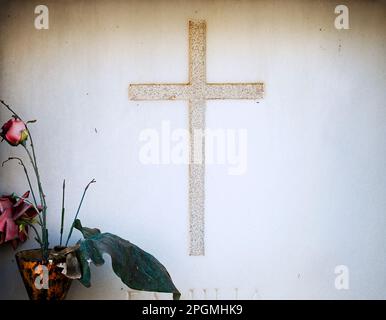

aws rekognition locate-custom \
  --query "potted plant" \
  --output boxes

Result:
[0,100,180,300]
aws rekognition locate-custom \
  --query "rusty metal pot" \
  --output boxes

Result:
[15,248,72,300]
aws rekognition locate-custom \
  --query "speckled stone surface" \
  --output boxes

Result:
[129,20,264,256]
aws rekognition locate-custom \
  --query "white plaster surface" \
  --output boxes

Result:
[0,0,385,299]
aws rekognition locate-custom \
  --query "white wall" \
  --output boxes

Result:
[0,0,385,299]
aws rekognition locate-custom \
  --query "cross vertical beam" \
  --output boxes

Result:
[188,21,206,256]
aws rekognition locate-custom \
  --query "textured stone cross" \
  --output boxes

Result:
[129,20,264,256]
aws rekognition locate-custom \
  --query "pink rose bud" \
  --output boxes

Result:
[0,118,28,146]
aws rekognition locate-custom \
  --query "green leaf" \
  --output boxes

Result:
[74,220,180,299]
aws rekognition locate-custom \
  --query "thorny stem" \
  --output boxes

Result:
[2,157,39,211]
[22,144,49,259]
[65,179,96,246]
[22,146,45,211]
[26,129,47,209]
[25,133,49,259]
[0,100,20,119]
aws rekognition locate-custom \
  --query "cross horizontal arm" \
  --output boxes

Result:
[205,83,264,100]
[128,84,191,101]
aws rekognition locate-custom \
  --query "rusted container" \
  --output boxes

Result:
[15,249,72,300]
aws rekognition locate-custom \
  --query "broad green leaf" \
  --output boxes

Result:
[74,219,180,300]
